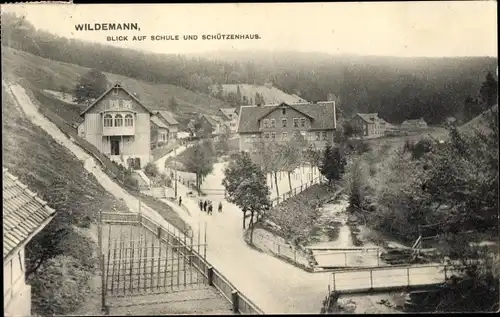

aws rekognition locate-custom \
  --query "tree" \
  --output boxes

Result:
[319,144,346,186]
[215,129,230,155]
[222,151,271,241]
[170,96,179,112]
[72,69,108,105]
[282,136,304,191]
[183,140,215,193]
[479,71,498,110]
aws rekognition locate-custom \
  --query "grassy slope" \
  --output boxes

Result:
[2,46,230,117]
[459,104,498,134]
[217,84,305,104]
[2,85,126,220]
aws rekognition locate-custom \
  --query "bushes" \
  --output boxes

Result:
[29,255,93,316]
[126,157,141,170]
[144,162,159,178]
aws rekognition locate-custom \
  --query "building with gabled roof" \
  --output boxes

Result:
[401,118,428,130]
[349,113,388,138]
[151,110,179,146]
[3,167,57,317]
[78,82,154,168]
[216,107,239,133]
[237,101,337,152]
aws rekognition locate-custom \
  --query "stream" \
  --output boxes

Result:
[308,195,383,269]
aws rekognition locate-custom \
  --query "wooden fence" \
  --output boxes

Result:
[101,212,264,314]
[271,175,325,207]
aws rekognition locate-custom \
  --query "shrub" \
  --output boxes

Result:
[30,255,93,316]
[144,162,159,178]
[126,157,142,170]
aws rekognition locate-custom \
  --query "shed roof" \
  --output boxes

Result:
[3,168,56,261]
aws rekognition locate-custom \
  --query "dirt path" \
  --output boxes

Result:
[5,82,179,232]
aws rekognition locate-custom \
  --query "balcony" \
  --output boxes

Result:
[103,126,135,136]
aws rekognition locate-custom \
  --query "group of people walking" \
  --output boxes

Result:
[199,199,222,215]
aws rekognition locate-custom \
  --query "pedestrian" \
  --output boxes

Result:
[178,196,182,206]
[208,202,213,215]
[218,201,223,213]
[199,199,203,211]
[203,200,208,212]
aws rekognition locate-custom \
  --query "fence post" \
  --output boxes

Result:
[444,265,447,280]
[332,273,336,291]
[370,270,373,290]
[376,249,380,266]
[231,290,239,313]
[207,266,214,286]
[407,267,410,286]
[344,252,348,267]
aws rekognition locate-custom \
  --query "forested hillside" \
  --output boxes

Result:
[2,12,497,124]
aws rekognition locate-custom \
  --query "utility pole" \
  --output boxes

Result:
[174,139,178,199]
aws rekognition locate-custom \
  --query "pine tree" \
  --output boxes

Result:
[479,71,498,110]
[319,144,346,185]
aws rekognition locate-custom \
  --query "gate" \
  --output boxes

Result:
[98,211,208,312]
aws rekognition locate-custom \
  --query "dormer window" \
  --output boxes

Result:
[282,108,286,115]
[113,89,118,95]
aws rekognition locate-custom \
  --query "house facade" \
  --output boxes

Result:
[401,118,428,130]
[349,113,387,138]
[3,168,57,317]
[78,82,153,168]
[217,108,239,133]
[151,110,179,146]
[196,114,227,138]
[237,101,337,152]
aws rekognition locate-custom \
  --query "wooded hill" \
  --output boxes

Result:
[2,12,497,125]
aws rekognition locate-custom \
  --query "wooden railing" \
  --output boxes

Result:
[329,264,456,294]
[101,211,264,314]
[271,175,325,207]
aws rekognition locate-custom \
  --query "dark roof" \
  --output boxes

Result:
[151,115,169,129]
[155,110,179,125]
[402,118,427,124]
[3,168,56,260]
[237,102,337,133]
[202,114,225,127]
[218,108,238,120]
[80,82,153,116]
[353,113,379,124]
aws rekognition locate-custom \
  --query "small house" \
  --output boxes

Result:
[150,110,179,146]
[401,118,428,130]
[3,168,57,316]
[216,108,239,133]
[349,113,387,138]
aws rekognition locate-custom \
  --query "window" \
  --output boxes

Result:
[114,114,123,127]
[282,132,288,140]
[315,132,320,141]
[124,114,133,127]
[293,118,299,128]
[282,108,286,115]
[104,114,113,127]
[113,89,118,95]
[264,132,270,139]
[263,119,269,128]
[300,131,306,137]
[300,118,306,127]
[282,118,287,128]
[252,134,257,141]
[271,132,276,139]
[271,119,276,128]
[322,131,328,140]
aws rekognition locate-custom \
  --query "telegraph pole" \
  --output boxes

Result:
[174,139,178,199]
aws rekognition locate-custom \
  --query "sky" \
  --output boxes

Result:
[1,2,498,57]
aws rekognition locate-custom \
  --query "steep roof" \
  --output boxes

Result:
[79,82,154,116]
[237,102,337,133]
[3,168,57,261]
[151,115,169,129]
[354,113,380,124]
[155,110,179,125]
[202,114,225,127]
[218,107,238,120]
